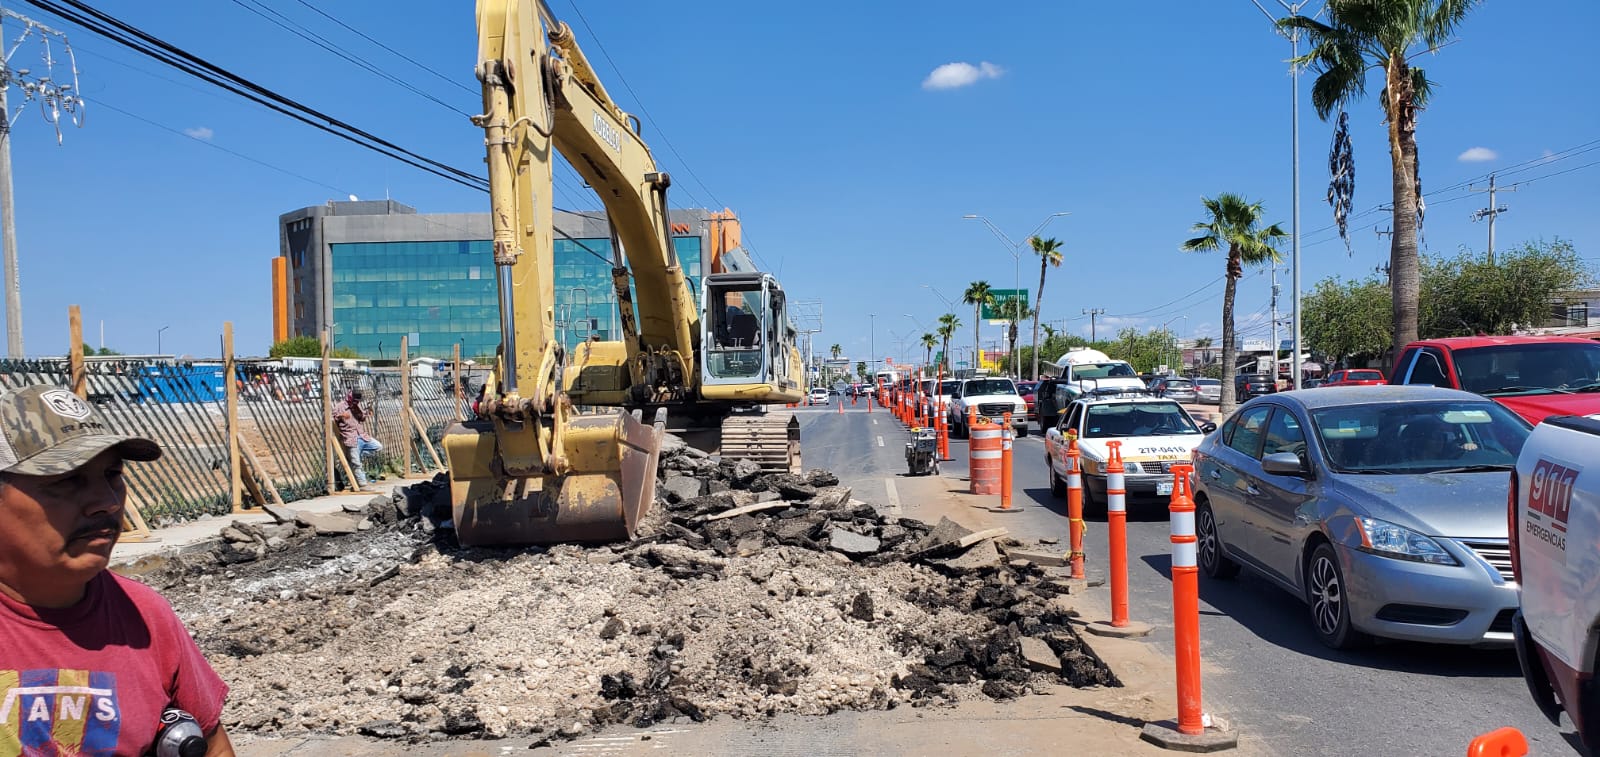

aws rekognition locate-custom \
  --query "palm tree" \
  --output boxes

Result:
[1282,0,1481,351]
[995,296,1033,377]
[1194,336,1215,366]
[1181,194,1287,414]
[920,333,937,369]
[1028,236,1065,380]
[961,281,995,375]
[936,313,961,373]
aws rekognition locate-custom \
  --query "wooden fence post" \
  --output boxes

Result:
[452,342,462,423]
[322,328,336,493]
[400,339,412,478]
[68,305,86,399]
[224,322,244,512]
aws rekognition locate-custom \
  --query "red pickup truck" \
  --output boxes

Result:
[1388,336,1600,424]
[1323,368,1386,387]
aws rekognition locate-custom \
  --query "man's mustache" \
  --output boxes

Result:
[70,518,121,540]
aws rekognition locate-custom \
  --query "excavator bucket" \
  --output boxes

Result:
[443,408,666,546]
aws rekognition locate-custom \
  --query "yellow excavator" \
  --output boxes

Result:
[444,0,806,546]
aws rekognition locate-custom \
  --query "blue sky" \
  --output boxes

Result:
[4,0,1596,361]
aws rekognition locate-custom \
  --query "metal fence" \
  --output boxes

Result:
[0,358,483,528]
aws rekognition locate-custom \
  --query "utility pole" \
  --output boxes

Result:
[0,9,84,358]
[1082,308,1105,343]
[1470,173,1515,264]
[1270,264,1280,381]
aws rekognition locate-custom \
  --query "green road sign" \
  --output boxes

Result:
[981,289,1029,321]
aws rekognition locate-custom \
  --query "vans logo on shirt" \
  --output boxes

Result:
[1,669,122,756]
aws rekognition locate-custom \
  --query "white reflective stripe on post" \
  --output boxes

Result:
[1107,471,1124,491]
[1067,473,1081,488]
[971,450,1003,460]
[1173,540,1198,568]
[1107,470,1126,513]
[1171,510,1195,539]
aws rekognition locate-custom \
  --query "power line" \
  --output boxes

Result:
[22,0,488,191]
[87,96,354,194]
[289,0,475,95]
[1296,137,1600,242]
[558,1,776,270]
[226,0,471,117]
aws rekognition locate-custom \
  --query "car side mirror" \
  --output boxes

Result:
[1261,452,1308,477]
[1200,421,1217,434]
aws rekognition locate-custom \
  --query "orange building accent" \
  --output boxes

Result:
[707,208,741,273]
[271,256,290,342]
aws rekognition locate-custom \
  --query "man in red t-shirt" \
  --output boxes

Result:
[0,385,232,756]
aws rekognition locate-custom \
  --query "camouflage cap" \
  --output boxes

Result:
[0,385,161,476]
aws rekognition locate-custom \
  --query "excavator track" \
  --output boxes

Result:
[719,411,802,474]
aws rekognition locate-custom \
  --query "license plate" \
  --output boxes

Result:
[1156,481,1174,496]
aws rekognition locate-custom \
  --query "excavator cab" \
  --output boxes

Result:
[703,272,794,389]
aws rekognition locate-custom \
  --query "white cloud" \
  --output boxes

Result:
[921,61,1004,90]
[1457,146,1497,162]
[183,126,214,141]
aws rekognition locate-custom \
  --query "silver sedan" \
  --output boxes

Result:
[1193,378,1222,404]
[1190,386,1531,649]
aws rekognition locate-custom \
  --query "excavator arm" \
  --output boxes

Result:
[447,0,804,547]
[442,0,671,546]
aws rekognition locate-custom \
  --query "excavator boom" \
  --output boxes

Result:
[447,0,804,547]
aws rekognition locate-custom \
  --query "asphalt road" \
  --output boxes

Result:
[883,406,1585,757]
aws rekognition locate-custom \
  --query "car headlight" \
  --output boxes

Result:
[1355,517,1459,565]
[1082,458,1103,474]
[1124,462,1142,473]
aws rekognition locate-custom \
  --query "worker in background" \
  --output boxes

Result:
[333,389,384,491]
[0,385,233,755]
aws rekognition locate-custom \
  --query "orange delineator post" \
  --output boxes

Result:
[1467,728,1528,757]
[1000,411,1014,510]
[1106,440,1130,628]
[1065,432,1086,580]
[936,364,949,460]
[968,407,1002,495]
[837,393,843,414]
[1168,463,1204,736]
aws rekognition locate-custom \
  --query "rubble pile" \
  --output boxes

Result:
[147,439,1119,745]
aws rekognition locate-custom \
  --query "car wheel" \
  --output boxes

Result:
[1082,477,1106,517]
[1306,542,1370,650]
[1196,500,1240,580]
[1048,457,1065,498]
[1014,425,1027,438]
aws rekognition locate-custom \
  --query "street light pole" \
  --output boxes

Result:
[1251,0,1314,389]
[963,212,1069,380]
[157,325,169,355]
[868,313,876,373]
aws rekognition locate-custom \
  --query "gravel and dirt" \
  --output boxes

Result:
[139,436,1121,747]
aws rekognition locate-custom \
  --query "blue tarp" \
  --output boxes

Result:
[136,364,225,403]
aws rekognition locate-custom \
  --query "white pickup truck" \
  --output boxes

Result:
[948,377,1029,438]
[1512,414,1600,750]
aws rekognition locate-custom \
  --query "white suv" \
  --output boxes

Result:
[949,377,1029,438]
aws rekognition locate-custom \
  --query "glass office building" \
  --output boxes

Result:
[278,200,712,361]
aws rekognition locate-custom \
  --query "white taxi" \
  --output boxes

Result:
[1043,395,1216,512]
